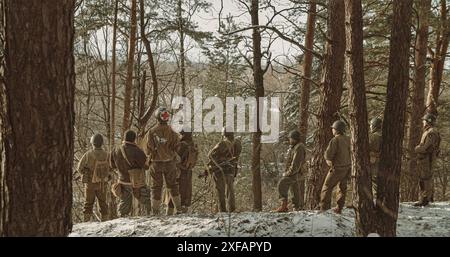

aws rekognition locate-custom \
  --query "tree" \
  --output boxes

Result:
[405,0,432,202]
[376,0,413,237]
[0,0,75,236]
[122,0,137,134]
[345,0,377,236]
[250,0,264,212]
[305,0,346,209]
[427,0,450,115]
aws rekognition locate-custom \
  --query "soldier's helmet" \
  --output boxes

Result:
[331,120,346,134]
[288,130,301,141]
[370,117,382,130]
[422,113,436,125]
[155,107,170,123]
[90,134,104,147]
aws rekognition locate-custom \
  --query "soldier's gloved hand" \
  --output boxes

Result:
[282,172,288,177]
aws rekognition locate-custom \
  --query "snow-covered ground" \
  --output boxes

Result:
[70,202,450,237]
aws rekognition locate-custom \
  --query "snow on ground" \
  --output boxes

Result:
[70,202,450,237]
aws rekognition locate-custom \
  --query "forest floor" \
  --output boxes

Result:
[70,202,450,237]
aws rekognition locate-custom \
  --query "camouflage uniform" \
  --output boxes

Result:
[369,130,382,198]
[110,142,151,217]
[277,142,306,210]
[145,123,181,214]
[415,125,440,205]
[78,147,109,221]
[320,134,352,211]
[208,137,241,212]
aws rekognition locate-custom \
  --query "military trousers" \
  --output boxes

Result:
[117,184,151,217]
[277,174,300,209]
[212,171,235,212]
[168,169,193,209]
[319,166,351,211]
[417,158,434,202]
[150,161,180,201]
[84,182,108,218]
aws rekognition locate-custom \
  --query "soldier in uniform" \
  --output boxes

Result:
[145,107,181,215]
[208,128,242,213]
[414,113,441,207]
[110,130,151,217]
[319,120,351,214]
[166,128,199,215]
[274,130,306,212]
[369,117,382,199]
[77,134,110,222]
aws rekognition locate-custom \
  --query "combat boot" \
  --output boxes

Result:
[172,195,183,214]
[274,199,288,212]
[83,213,91,222]
[152,199,161,215]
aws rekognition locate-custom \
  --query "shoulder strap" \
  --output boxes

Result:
[120,145,132,167]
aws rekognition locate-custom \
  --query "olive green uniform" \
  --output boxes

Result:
[209,138,241,212]
[277,142,306,210]
[415,126,440,203]
[78,147,109,221]
[320,134,351,211]
[145,123,181,211]
[110,142,151,217]
[369,130,382,198]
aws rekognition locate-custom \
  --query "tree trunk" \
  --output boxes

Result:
[1,0,75,236]
[178,0,186,97]
[344,0,377,236]
[122,0,137,135]
[405,0,431,202]
[426,0,449,116]
[376,0,413,237]
[297,0,316,209]
[138,0,159,138]
[251,0,264,212]
[298,0,316,144]
[305,0,345,210]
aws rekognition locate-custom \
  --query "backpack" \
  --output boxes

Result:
[91,159,110,183]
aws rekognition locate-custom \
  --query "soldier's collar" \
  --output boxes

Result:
[123,141,137,146]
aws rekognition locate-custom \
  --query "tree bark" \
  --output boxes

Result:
[305,0,345,210]
[122,0,137,135]
[178,0,186,97]
[426,0,449,116]
[1,0,75,236]
[298,0,316,144]
[376,0,413,237]
[344,0,377,236]
[251,0,264,212]
[405,0,431,202]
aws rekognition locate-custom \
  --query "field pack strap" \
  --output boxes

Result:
[120,145,133,168]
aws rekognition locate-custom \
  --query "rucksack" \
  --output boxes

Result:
[92,159,110,183]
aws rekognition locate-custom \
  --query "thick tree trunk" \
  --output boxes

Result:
[298,0,316,144]
[426,0,449,116]
[405,0,431,202]
[1,0,75,236]
[122,0,137,135]
[305,0,345,210]
[251,0,264,212]
[376,0,412,237]
[344,0,377,236]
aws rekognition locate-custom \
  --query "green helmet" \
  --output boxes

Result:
[370,117,382,130]
[288,130,301,141]
[124,130,137,142]
[331,120,346,134]
[422,113,436,125]
[90,134,104,147]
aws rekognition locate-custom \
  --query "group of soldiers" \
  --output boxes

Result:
[77,107,241,222]
[77,107,441,222]
[274,113,441,213]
